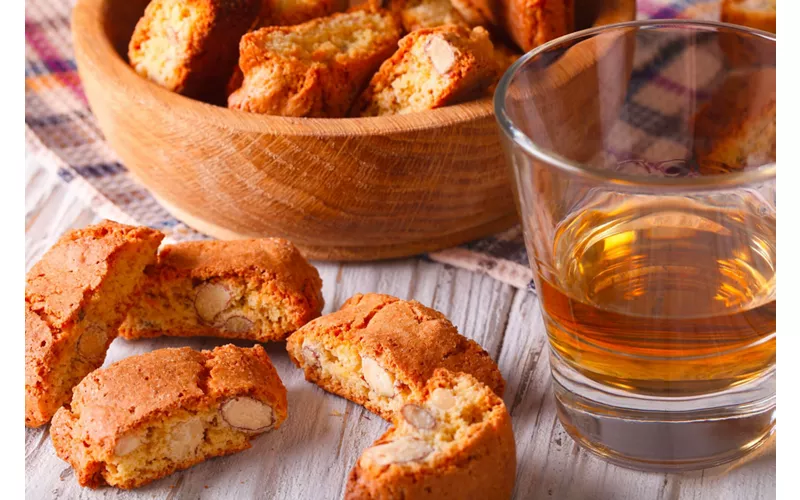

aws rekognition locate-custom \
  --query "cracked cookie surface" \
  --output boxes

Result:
[286,293,504,420]
[119,238,324,343]
[50,344,288,489]
[228,9,402,116]
[25,221,164,427]
[345,369,516,499]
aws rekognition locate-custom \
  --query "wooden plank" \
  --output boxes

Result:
[24,163,775,499]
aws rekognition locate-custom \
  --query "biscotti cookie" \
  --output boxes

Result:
[449,0,575,51]
[449,0,494,27]
[693,68,776,174]
[502,0,574,52]
[25,221,164,428]
[128,0,261,103]
[345,369,516,499]
[719,0,776,67]
[390,0,469,32]
[261,0,349,26]
[721,0,776,33]
[286,293,504,420]
[51,344,288,489]
[228,10,402,117]
[353,25,496,116]
[119,238,324,343]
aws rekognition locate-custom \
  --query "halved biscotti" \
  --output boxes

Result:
[449,0,494,27]
[119,238,324,343]
[693,68,776,174]
[128,0,261,103]
[51,344,288,489]
[345,369,516,499]
[261,0,349,26]
[721,0,776,33]
[286,293,504,420]
[353,25,496,116]
[25,221,164,428]
[501,0,574,52]
[390,0,469,32]
[228,10,402,116]
[719,0,776,66]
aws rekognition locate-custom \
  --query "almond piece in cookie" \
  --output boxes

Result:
[390,0,469,32]
[50,344,288,489]
[286,293,505,420]
[228,10,402,117]
[353,25,496,116]
[25,221,164,427]
[345,369,516,499]
[119,238,324,343]
[128,0,262,103]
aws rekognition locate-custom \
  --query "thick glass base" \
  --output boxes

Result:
[551,352,776,472]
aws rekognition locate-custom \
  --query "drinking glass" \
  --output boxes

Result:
[495,20,776,471]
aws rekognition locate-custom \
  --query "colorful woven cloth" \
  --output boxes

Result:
[25,0,720,291]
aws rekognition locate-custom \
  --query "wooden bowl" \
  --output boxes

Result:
[71,0,636,261]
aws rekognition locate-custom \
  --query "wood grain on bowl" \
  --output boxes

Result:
[71,0,635,261]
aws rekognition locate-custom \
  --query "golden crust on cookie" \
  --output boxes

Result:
[128,0,261,103]
[502,0,574,52]
[693,68,776,174]
[449,0,495,27]
[51,344,288,489]
[260,0,349,27]
[119,238,323,343]
[718,0,776,66]
[345,369,516,499]
[352,25,496,116]
[390,0,469,32]
[721,0,776,33]
[25,221,164,428]
[286,293,505,420]
[228,10,402,117]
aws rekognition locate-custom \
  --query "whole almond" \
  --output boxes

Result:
[168,417,204,460]
[220,397,274,432]
[222,315,253,333]
[429,388,456,411]
[402,404,436,430]
[362,357,395,398]
[114,433,142,457]
[194,283,230,323]
[361,437,433,466]
[425,36,457,75]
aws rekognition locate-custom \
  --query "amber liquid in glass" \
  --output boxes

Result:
[540,194,776,397]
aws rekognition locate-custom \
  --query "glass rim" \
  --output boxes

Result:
[493,19,776,190]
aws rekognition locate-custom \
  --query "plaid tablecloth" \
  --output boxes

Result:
[25,0,721,290]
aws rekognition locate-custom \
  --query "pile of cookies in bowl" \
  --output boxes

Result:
[126,0,579,117]
[25,221,516,497]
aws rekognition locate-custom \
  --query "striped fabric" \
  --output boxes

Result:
[25,0,721,291]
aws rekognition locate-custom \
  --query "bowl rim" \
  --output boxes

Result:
[494,19,777,190]
[71,0,496,137]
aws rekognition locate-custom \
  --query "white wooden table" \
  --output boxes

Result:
[25,160,776,499]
